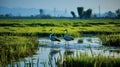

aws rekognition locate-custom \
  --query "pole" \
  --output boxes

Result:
[98,0,101,17]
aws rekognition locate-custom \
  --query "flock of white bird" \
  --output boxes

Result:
[49,29,74,47]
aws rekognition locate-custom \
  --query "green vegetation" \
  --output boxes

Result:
[0,18,120,46]
[63,53,120,67]
[0,36,39,66]
[100,35,120,46]
[0,18,120,66]
[0,19,120,37]
[62,44,120,67]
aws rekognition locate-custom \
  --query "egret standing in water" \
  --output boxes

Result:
[63,29,74,47]
[49,29,60,45]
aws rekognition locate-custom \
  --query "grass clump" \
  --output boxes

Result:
[0,36,39,66]
[63,53,120,67]
[100,35,120,46]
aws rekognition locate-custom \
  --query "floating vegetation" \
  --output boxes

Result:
[77,39,83,43]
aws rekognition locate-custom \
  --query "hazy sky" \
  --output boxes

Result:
[0,0,120,13]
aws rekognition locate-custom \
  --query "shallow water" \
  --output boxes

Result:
[6,37,120,67]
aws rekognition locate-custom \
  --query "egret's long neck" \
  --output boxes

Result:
[50,30,53,37]
[65,30,68,35]
[50,33,53,38]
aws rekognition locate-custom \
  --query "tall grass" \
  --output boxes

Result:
[0,19,120,66]
[0,36,39,66]
[99,34,120,46]
[63,54,120,67]
[0,19,120,37]
[62,44,120,67]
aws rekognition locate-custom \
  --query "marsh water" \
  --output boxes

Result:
[6,37,120,67]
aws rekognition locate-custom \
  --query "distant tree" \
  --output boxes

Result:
[77,7,84,18]
[93,14,97,18]
[42,14,52,18]
[84,9,92,18]
[107,11,113,17]
[116,9,120,18]
[5,14,12,17]
[105,11,116,18]
[71,11,76,18]
[39,9,44,17]
[0,14,4,17]
[30,15,34,18]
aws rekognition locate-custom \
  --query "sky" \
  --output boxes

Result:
[0,0,120,14]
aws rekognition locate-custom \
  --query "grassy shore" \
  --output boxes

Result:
[63,53,120,67]
[0,36,39,66]
[100,34,120,46]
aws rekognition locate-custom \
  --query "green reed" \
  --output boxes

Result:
[99,34,120,46]
[62,49,120,67]
[0,36,39,66]
[0,19,120,37]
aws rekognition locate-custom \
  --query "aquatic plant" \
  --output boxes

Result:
[64,54,120,67]
[0,36,39,66]
[99,34,120,47]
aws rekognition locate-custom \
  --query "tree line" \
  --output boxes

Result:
[0,7,120,19]
[71,7,120,19]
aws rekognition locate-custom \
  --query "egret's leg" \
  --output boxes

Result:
[53,42,54,46]
[51,41,54,45]
[65,41,66,48]
[65,41,66,45]
[52,41,54,45]
[68,41,69,48]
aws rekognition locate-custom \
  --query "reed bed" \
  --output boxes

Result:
[62,45,120,67]
[100,35,120,47]
[63,54,120,67]
[0,19,120,37]
[0,36,39,66]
